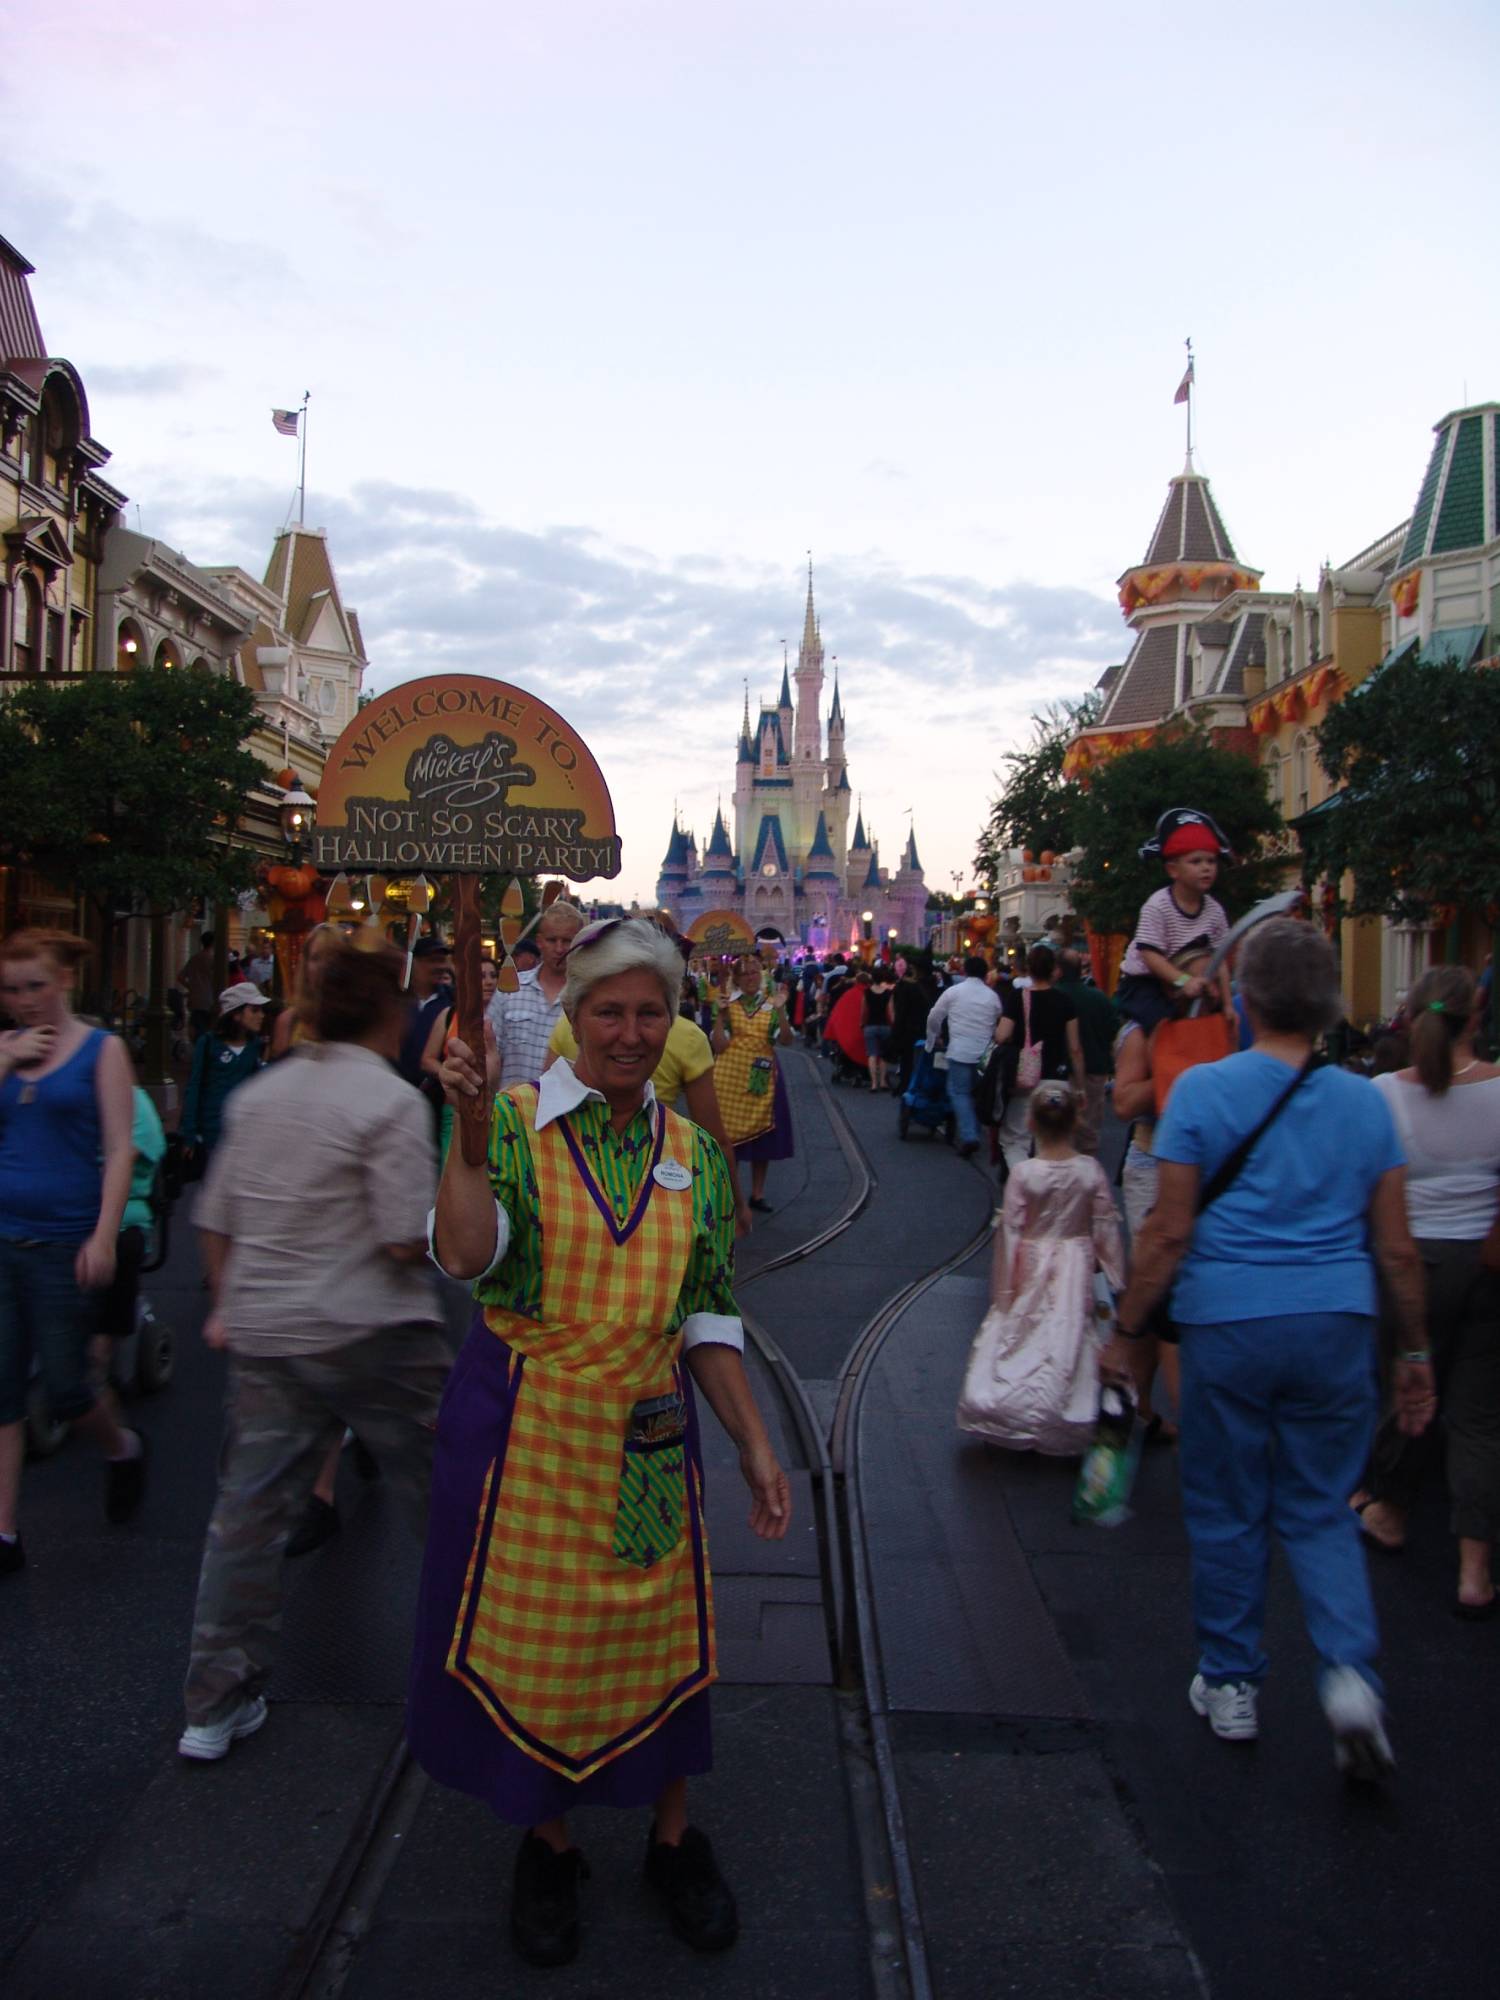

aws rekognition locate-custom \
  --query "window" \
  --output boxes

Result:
[117,621,144,671]
[153,639,181,670]
[1292,734,1310,819]
[1263,745,1284,817]
[13,574,40,674]
[45,608,63,674]
[70,610,87,672]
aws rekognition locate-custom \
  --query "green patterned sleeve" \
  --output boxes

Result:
[474,1090,545,1314]
[669,1124,741,1328]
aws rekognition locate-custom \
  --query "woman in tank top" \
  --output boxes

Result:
[1354,964,1500,1615]
[0,930,142,1574]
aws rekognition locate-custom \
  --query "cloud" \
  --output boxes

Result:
[85,361,222,397]
[127,468,1123,897]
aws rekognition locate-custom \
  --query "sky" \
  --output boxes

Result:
[6,0,1497,904]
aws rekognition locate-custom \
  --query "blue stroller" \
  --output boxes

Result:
[898,1039,955,1143]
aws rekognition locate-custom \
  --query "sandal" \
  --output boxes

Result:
[1453,1595,1499,1622]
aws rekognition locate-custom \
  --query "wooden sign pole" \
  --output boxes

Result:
[451,873,488,1166]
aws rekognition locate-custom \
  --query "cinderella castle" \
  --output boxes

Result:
[655,568,929,950]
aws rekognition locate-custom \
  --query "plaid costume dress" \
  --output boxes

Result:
[408,1071,738,1822]
[712,992,784,1146]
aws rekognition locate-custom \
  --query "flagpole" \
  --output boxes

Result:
[1184,337,1194,465]
[297,390,310,525]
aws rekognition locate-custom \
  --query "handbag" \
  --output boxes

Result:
[1015,988,1043,1093]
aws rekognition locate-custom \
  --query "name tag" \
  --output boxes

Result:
[653,1159,693,1191]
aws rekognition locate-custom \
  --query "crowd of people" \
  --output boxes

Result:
[2,819,1498,1956]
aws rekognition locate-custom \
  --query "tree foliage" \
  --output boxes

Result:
[0,665,265,914]
[1309,652,1500,925]
[975,694,1100,892]
[1068,727,1284,937]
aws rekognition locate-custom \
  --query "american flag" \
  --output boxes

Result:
[1173,361,1194,406]
[271,408,300,437]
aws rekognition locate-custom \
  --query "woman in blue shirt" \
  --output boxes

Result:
[0,929,142,1573]
[1101,920,1435,1782]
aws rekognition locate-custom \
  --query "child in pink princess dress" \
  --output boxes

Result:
[957,1081,1126,1454]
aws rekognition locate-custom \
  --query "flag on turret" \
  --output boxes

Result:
[271,408,300,436]
[1173,362,1194,405]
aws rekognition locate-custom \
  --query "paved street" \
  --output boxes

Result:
[3,1053,1497,1998]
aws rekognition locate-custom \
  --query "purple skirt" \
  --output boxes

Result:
[734,1061,795,1163]
[406,1313,713,1825]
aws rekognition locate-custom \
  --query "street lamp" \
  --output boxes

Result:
[279,782,316,860]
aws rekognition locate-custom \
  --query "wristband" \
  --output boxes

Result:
[1114,1320,1147,1340]
[1173,973,1190,990]
[1397,1349,1432,1364]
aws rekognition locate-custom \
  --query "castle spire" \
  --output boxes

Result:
[801,557,818,659]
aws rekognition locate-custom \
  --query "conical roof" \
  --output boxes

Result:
[779,661,793,708]
[829,667,843,723]
[659,821,689,871]
[902,827,922,873]
[851,809,869,850]
[808,811,835,859]
[705,807,734,861]
[863,845,882,890]
[1140,469,1238,566]
[835,765,851,792]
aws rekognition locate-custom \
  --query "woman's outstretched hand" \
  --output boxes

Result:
[739,1439,791,1540]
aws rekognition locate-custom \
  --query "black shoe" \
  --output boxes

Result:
[957,1140,979,1160]
[748,1197,773,1214]
[350,1437,379,1481]
[644,1825,738,1951]
[0,1534,23,1576]
[511,1831,588,1967]
[286,1495,341,1559]
[105,1433,148,1524]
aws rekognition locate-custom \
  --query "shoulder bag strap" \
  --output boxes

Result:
[1022,986,1033,1047]
[1197,1053,1318,1215]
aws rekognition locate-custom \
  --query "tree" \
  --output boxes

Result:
[0,663,265,935]
[975,695,1100,892]
[1308,650,1500,930]
[1068,726,1284,937]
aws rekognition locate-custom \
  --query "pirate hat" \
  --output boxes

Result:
[1138,806,1235,865]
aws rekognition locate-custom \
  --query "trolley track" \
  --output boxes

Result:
[277,1050,994,2000]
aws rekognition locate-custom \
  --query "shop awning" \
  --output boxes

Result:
[1289,790,1345,832]
[1423,623,1488,667]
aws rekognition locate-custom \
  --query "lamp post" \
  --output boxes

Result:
[279,783,316,862]
[265,782,320,1000]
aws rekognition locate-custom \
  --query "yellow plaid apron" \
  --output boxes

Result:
[713,993,778,1146]
[446,1087,716,1780]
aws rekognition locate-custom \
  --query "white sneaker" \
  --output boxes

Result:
[1189,1673,1259,1740]
[1320,1666,1394,1782]
[178,1694,269,1762]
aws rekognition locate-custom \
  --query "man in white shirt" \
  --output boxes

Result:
[923,954,1003,1157]
[485,901,585,1087]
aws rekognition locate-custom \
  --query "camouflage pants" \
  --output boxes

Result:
[183,1322,449,1726]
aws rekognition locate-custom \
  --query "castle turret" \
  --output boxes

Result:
[778,650,795,756]
[655,819,691,914]
[700,806,737,894]
[826,662,846,771]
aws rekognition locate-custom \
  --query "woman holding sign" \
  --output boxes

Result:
[412,917,790,1968]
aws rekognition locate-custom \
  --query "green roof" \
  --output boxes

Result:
[1431,414,1485,553]
[1399,431,1448,568]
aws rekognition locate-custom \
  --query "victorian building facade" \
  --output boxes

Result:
[655,570,929,949]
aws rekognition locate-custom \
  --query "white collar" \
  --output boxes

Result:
[536,1057,658,1132]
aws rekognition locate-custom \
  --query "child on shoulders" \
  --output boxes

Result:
[1114,807,1233,1034]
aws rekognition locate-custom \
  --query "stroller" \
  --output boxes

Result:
[898,1039,955,1142]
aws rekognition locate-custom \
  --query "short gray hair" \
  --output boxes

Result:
[562,917,683,1019]
[1237,918,1342,1037]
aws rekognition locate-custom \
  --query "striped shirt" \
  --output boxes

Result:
[1120,886,1229,979]
[486,969,566,1088]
